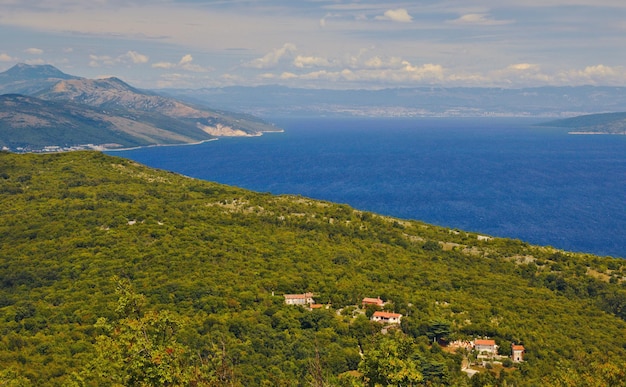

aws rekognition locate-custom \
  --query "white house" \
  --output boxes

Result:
[284,292,315,305]
[511,344,525,362]
[371,311,402,324]
[474,339,497,356]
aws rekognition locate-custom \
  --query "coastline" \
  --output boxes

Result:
[103,138,219,152]
[103,129,284,152]
[568,131,626,135]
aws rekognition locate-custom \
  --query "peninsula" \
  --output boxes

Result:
[0,64,281,152]
[539,112,626,134]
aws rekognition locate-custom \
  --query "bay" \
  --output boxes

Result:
[108,117,626,258]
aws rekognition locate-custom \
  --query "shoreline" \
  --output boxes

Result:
[104,129,284,152]
[7,129,286,154]
[568,131,626,135]
[103,138,219,152]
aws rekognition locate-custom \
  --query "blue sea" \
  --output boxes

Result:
[108,117,626,258]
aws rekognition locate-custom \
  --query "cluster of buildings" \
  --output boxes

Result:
[283,293,403,325]
[455,339,525,363]
[284,292,526,363]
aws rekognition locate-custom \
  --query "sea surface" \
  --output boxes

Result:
[108,117,626,258]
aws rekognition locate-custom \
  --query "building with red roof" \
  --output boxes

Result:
[511,344,525,362]
[371,311,402,324]
[362,297,385,308]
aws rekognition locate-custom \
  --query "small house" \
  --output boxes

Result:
[474,339,497,355]
[371,311,402,324]
[511,344,525,362]
[362,297,384,308]
[284,292,315,305]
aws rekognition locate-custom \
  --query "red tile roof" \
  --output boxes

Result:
[362,297,384,305]
[512,345,525,351]
[373,311,402,318]
[474,339,496,346]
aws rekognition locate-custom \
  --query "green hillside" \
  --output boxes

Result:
[0,94,202,151]
[1,151,625,386]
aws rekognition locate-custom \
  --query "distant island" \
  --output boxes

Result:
[539,112,626,134]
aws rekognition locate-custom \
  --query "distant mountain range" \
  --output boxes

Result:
[2,63,625,151]
[0,64,280,152]
[163,84,626,118]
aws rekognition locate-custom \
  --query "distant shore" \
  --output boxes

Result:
[568,131,626,135]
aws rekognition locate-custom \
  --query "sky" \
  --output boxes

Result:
[1,0,626,90]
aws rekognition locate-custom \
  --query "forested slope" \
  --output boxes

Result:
[0,151,625,386]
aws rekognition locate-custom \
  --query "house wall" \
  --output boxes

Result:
[475,344,496,354]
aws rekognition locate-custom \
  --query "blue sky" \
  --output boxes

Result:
[1,0,625,89]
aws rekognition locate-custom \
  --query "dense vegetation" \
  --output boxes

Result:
[1,151,626,386]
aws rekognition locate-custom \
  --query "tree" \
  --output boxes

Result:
[80,278,236,386]
[358,333,423,386]
[427,319,451,343]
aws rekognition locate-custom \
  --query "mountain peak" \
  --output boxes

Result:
[1,63,79,81]
[0,63,81,95]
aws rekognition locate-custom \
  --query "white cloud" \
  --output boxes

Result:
[487,63,552,86]
[2,2,625,89]
[402,62,445,80]
[364,56,404,69]
[319,12,345,27]
[221,73,244,83]
[246,43,297,69]
[468,63,626,87]
[120,50,149,64]
[558,64,626,85]
[24,48,43,55]
[579,64,618,77]
[0,53,16,62]
[449,13,514,26]
[152,54,212,72]
[293,55,332,68]
[375,9,413,23]
[90,51,150,67]
[152,62,176,70]
[89,54,115,67]
[25,58,46,65]
[177,54,212,72]
[299,70,333,80]
[507,63,540,71]
[261,59,447,86]
[237,60,626,88]
[179,54,193,65]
